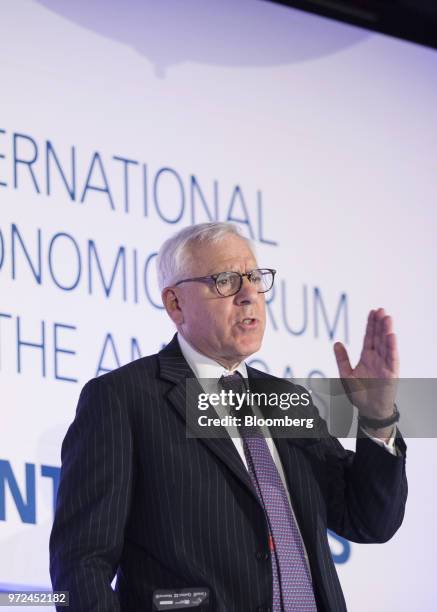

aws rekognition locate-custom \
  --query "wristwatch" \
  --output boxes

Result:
[358,404,400,429]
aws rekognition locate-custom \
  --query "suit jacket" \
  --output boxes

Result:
[49,335,408,612]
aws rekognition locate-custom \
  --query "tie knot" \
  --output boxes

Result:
[219,372,248,420]
[219,371,247,394]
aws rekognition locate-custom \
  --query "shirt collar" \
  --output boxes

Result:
[177,332,248,381]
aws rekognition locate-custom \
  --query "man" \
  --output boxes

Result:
[50,222,407,611]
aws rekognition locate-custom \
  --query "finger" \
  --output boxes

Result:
[362,310,376,351]
[381,316,394,361]
[374,308,386,357]
[383,314,394,335]
[377,315,390,360]
[385,333,399,375]
[334,342,353,378]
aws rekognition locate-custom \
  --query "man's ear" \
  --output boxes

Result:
[162,288,184,325]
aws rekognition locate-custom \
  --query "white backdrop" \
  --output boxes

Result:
[1,0,437,609]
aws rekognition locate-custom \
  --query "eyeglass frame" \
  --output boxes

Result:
[172,268,277,297]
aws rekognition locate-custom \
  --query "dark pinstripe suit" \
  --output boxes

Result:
[49,334,407,612]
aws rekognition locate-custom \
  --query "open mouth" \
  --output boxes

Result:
[238,318,257,328]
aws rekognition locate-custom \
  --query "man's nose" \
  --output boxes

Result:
[235,276,259,304]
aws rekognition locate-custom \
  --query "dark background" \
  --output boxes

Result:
[270,0,437,49]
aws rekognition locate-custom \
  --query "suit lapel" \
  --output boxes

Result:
[158,335,258,502]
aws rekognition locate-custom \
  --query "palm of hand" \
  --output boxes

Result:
[334,308,399,418]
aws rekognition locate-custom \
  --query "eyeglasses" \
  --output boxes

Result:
[173,268,276,297]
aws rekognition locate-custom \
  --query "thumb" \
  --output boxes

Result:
[333,342,353,378]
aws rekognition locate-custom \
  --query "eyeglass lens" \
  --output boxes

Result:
[215,270,274,296]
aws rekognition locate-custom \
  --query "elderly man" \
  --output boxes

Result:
[50,222,407,612]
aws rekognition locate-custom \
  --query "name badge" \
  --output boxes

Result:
[153,587,210,610]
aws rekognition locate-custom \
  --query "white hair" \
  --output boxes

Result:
[156,222,252,291]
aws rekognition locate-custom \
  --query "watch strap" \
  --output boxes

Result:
[358,404,400,429]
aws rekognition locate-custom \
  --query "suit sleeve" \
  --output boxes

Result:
[319,412,408,544]
[49,376,134,611]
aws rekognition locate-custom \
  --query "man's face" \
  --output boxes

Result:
[166,234,267,368]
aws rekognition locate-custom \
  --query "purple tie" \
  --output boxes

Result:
[220,372,317,612]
